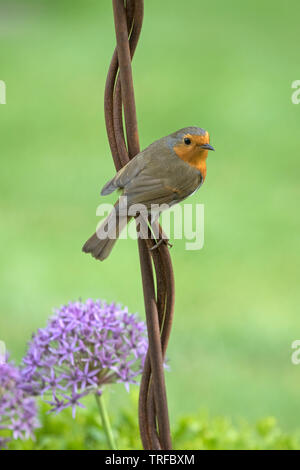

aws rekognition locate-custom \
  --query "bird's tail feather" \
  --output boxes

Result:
[82,206,130,261]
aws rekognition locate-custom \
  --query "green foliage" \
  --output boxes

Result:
[173,414,300,450]
[7,393,300,450]
[7,395,143,451]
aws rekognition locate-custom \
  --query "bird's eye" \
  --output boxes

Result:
[184,137,191,145]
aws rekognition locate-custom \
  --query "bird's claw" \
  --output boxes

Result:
[150,238,173,251]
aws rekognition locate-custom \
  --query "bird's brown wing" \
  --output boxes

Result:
[124,167,202,208]
[101,140,202,207]
[100,139,170,195]
[101,153,146,195]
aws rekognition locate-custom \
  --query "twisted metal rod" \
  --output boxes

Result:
[105,0,175,449]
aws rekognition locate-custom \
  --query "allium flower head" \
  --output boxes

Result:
[21,299,148,417]
[0,360,39,448]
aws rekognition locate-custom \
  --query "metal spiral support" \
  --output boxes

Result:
[105,0,175,449]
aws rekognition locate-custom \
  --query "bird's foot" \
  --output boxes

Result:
[150,238,173,251]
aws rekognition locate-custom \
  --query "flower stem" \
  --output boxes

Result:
[95,393,117,450]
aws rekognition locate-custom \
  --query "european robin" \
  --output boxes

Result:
[83,127,214,260]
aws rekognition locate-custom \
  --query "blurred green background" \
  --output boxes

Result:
[1,0,300,434]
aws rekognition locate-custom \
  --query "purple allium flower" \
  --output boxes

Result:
[0,360,39,449]
[21,299,148,417]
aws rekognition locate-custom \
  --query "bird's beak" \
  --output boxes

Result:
[200,143,215,151]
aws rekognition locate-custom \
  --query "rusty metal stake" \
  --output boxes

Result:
[104,0,175,449]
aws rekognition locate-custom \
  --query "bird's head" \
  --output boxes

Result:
[168,127,214,176]
[171,127,214,160]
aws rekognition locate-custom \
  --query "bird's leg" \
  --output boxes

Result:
[150,237,173,251]
[148,218,172,251]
